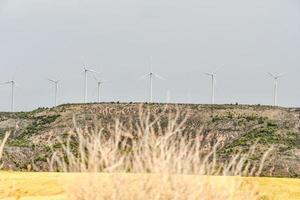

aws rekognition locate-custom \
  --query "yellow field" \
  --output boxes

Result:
[0,172,300,200]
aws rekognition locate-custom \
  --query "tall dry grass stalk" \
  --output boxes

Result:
[0,132,11,199]
[50,107,271,200]
[0,132,9,168]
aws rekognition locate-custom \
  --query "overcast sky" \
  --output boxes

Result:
[0,0,299,111]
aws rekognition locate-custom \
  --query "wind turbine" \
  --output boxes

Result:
[204,69,218,104]
[83,66,99,103]
[140,57,165,103]
[92,75,106,103]
[268,72,284,106]
[1,80,16,112]
[48,79,59,107]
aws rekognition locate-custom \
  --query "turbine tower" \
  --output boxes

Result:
[204,70,217,104]
[83,66,99,103]
[96,81,103,103]
[48,79,59,107]
[140,57,164,103]
[268,72,284,106]
[1,80,16,112]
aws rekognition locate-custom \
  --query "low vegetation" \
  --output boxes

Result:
[21,114,61,136]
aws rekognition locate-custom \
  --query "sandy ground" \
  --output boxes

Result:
[0,172,300,200]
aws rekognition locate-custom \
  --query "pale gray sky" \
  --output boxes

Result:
[0,0,299,111]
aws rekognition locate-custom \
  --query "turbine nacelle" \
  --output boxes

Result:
[140,72,165,80]
[204,72,216,77]
[84,67,99,74]
[204,72,217,85]
[97,81,106,86]
[48,79,60,84]
[268,72,284,80]
[92,73,106,86]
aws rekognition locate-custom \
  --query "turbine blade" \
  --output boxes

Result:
[0,81,12,85]
[213,66,221,74]
[139,73,150,80]
[149,56,153,73]
[86,68,100,74]
[92,73,99,82]
[14,82,20,88]
[80,56,87,68]
[48,79,60,84]
[48,79,56,83]
[100,79,110,85]
[268,72,275,78]
[12,67,19,80]
[276,73,285,78]
[153,73,165,80]
[204,73,213,76]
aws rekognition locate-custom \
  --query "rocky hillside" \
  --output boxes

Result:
[1,103,300,177]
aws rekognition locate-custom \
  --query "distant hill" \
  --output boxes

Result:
[1,103,300,177]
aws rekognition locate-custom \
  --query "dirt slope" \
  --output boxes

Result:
[1,103,300,177]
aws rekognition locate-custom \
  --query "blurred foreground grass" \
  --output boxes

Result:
[0,172,300,200]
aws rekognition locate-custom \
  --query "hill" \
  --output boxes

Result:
[1,103,300,177]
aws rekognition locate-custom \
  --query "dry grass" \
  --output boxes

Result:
[0,132,11,199]
[49,107,272,200]
[2,172,300,200]
[0,132,9,168]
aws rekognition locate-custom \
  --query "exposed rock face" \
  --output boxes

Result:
[0,103,300,177]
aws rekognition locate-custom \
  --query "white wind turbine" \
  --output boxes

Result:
[1,80,17,112]
[92,75,106,103]
[204,68,218,105]
[83,65,99,103]
[140,57,165,103]
[48,79,60,107]
[268,72,284,106]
